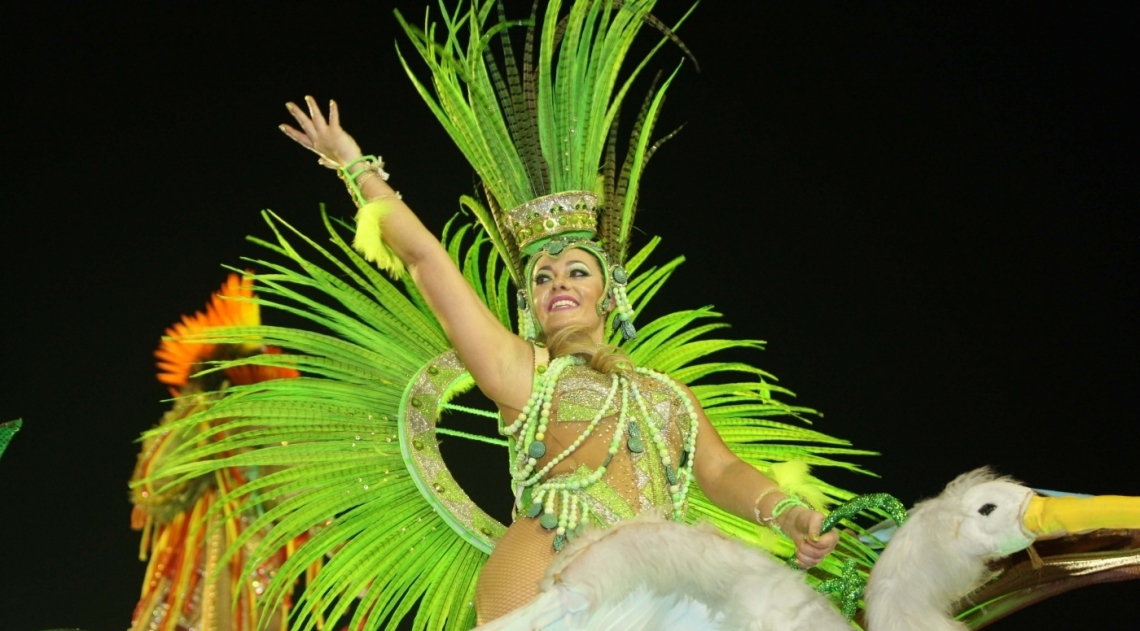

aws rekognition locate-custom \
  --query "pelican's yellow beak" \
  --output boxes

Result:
[1023,494,1140,539]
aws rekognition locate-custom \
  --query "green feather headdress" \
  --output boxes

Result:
[395,0,696,282]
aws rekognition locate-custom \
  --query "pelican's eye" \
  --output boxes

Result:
[978,503,997,516]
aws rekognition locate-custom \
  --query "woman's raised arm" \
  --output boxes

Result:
[280,96,532,407]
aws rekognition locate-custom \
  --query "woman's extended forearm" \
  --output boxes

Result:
[351,173,502,340]
[351,168,531,389]
[354,173,444,269]
[700,458,783,525]
[689,392,837,566]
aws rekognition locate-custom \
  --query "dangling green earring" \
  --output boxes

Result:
[609,266,636,341]
[517,290,538,341]
[597,293,613,317]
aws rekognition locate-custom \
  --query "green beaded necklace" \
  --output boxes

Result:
[500,356,700,551]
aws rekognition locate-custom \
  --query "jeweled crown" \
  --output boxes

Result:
[507,191,599,256]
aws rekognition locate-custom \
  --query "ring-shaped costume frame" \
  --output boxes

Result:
[398,349,508,554]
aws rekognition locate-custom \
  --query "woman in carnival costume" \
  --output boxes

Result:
[136,1,1140,629]
[141,1,870,628]
[277,67,839,631]
[133,1,1140,628]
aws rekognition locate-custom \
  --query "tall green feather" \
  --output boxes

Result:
[396,0,696,277]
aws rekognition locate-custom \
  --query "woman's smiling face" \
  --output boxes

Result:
[530,247,608,341]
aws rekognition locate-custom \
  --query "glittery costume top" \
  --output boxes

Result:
[476,354,698,622]
[502,340,703,552]
[521,362,695,528]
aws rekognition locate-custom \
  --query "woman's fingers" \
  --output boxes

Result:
[803,528,838,553]
[797,535,835,567]
[305,95,328,130]
[792,510,838,568]
[281,95,360,168]
[796,545,824,568]
[278,123,313,149]
[798,548,827,568]
[286,101,317,137]
[805,510,839,551]
[807,509,824,542]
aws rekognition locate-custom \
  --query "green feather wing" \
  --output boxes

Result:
[141,212,880,628]
[141,209,485,631]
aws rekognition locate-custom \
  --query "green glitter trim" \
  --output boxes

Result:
[822,493,908,534]
[816,558,866,620]
[810,493,908,620]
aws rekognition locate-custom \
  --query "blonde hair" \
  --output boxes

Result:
[544,325,631,375]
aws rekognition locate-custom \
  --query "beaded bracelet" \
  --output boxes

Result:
[364,191,402,205]
[753,487,785,526]
[769,496,810,537]
[337,155,390,207]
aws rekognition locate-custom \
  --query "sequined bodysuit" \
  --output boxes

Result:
[474,360,695,622]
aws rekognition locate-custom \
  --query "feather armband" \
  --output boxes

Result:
[353,198,406,279]
[754,460,832,537]
[768,459,832,511]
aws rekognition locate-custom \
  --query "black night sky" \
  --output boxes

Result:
[2,2,1136,629]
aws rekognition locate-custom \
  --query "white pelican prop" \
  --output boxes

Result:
[478,468,1140,631]
[865,469,1140,630]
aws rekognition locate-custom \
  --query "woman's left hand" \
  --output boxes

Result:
[779,506,839,568]
[280,96,364,169]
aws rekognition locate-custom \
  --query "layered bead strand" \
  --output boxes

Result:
[505,360,700,551]
[634,367,700,519]
[518,377,620,486]
[500,355,580,479]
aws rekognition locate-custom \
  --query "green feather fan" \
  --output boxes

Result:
[139,207,880,630]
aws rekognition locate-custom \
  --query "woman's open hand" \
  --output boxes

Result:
[779,506,840,568]
[280,95,363,169]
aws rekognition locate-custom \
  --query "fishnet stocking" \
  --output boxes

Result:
[475,515,557,624]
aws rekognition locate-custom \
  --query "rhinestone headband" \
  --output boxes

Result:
[507,191,599,256]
